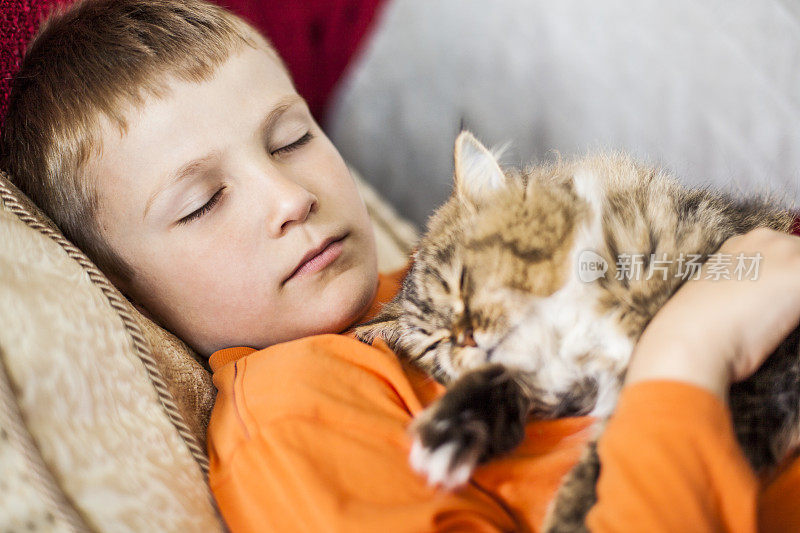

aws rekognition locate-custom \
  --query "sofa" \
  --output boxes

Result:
[3,0,800,530]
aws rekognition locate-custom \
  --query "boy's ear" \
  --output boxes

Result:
[453,130,507,203]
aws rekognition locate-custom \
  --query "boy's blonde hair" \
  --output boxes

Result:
[0,0,272,285]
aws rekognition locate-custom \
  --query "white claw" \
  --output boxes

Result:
[443,458,475,489]
[409,438,431,474]
[409,438,479,490]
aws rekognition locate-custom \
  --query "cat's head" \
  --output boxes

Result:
[356,132,631,390]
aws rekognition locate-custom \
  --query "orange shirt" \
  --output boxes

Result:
[207,270,800,532]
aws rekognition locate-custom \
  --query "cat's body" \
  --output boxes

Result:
[356,132,800,531]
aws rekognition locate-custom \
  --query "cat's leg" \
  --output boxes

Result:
[542,441,600,533]
[409,363,532,488]
[729,325,800,472]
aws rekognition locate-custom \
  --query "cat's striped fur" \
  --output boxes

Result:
[356,132,800,531]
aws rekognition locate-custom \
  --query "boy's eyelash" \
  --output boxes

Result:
[177,186,226,226]
[271,131,313,155]
[173,132,313,226]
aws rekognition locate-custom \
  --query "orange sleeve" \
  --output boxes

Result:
[760,453,800,531]
[208,335,525,533]
[588,381,760,532]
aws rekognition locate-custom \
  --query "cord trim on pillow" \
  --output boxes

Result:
[0,171,211,481]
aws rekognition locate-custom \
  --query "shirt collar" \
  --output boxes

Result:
[208,346,257,372]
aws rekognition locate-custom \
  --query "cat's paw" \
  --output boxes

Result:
[408,364,529,489]
[409,406,489,489]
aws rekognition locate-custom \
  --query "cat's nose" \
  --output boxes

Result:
[455,328,478,348]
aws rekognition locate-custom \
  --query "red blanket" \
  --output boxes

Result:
[0,0,386,127]
[0,0,65,127]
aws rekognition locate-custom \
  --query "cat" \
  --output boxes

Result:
[355,131,800,532]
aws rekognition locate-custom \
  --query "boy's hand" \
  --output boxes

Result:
[625,227,800,400]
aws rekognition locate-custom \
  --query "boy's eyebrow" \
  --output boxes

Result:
[143,153,218,221]
[257,94,304,145]
[142,94,304,221]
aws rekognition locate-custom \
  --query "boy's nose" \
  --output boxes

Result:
[267,178,318,238]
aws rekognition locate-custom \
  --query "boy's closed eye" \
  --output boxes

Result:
[270,130,314,156]
[177,186,227,226]
[175,130,315,226]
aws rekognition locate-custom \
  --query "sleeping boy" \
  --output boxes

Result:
[2,0,800,531]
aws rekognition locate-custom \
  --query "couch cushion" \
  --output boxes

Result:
[329,0,800,226]
[0,172,223,531]
[0,165,416,531]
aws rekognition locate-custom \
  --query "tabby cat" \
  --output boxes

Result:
[356,131,800,532]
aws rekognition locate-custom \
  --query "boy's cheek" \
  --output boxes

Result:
[142,234,376,353]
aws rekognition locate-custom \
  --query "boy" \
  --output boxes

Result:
[2,0,800,531]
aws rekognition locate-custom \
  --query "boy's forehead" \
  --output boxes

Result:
[100,37,288,135]
[142,92,304,217]
[89,43,299,219]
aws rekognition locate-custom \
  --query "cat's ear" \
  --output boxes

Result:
[453,131,507,202]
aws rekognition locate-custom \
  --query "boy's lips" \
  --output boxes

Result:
[283,233,349,284]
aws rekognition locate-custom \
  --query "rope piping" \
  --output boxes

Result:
[0,172,216,504]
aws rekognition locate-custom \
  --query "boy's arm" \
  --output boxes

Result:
[588,381,760,532]
[589,381,800,532]
[760,452,800,531]
[589,228,800,532]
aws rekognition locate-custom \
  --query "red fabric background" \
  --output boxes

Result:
[0,0,66,128]
[215,0,386,123]
[0,0,386,129]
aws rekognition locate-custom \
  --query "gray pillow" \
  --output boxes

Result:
[330,0,800,226]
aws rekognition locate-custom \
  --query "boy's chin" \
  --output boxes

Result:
[315,264,379,333]
[203,258,378,353]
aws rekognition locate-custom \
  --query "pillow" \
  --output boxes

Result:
[0,165,415,531]
[352,166,418,272]
[329,0,800,226]
[0,171,223,531]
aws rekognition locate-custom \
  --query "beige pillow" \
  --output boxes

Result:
[0,167,416,531]
[0,172,222,531]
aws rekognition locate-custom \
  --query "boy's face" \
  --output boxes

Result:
[90,42,378,356]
